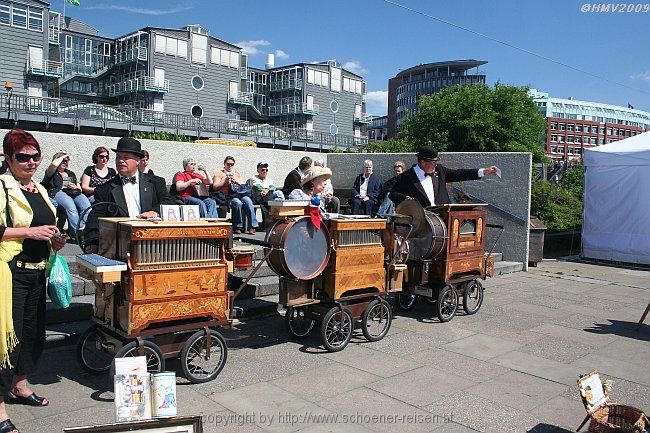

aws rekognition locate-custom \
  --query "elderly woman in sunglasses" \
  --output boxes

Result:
[42,152,91,240]
[0,130,67,433]
[80,146,117,202]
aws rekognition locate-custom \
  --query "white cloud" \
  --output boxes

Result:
[235,40,271,56]
[343,60,368,75]
[83,4,193,15]
[365,90,388,116]
[631,71,650,81]
[275,49,289,59]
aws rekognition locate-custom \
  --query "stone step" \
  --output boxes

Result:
[490,252,503,262]
[493,261,524,276]
[46,294,94,325]
[229,274,280,299]
[230,262,276,279]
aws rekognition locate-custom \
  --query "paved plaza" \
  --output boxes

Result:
[12,259,650,433]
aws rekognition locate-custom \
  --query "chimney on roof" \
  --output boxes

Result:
[266,54,275,70]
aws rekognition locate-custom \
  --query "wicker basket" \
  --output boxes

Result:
[587,403,649,433]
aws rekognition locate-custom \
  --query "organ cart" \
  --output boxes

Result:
[239,201,408,352]
[75,218,233,383]
[392,199,502,322]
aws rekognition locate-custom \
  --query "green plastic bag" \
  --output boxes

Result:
[47,253,72,308]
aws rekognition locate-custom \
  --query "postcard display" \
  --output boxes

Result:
[114,357,177,421]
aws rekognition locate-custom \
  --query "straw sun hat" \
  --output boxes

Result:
[301,166,332,186]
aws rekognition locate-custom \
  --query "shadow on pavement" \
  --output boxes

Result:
[585,319,650,342]
[528,423,575,433]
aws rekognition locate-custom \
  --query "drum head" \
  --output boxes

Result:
[394,198,427,238]
[269,217,330,280]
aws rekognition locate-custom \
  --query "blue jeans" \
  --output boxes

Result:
[183,196,218,218]
[54,190,91,236]
[231,196,258,230]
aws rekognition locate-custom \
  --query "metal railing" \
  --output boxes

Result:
[269,78,303,92]
[109,76,170,96]
[268,102,319,116]
[115,47,148,64]
[228,91,253,105]
[0,95,369,150]
[354,114,373,124]
[26,59,63,78]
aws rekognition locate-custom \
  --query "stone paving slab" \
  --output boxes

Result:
[8,259,650,433]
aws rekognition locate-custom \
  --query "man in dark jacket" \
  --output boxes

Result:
[84,137,175,250]
[282,156,312,197]
[390,146,498,208]
[349,159,381,215]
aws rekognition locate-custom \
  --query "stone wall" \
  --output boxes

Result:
[327,152,532,267]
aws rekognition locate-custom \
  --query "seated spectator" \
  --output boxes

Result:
[248,162,284,229]
[313,159,340,213]
[80,146,117,202]
[288,166,332,211]
[377,160,406,217]
[139,149,154,175]
[213,156,259,234]
[282,156,312,197]
[174,158,218,218]
[42,152,91,239]
[349,159,381,215]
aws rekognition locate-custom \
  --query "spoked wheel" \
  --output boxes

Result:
[436,285,459,323]
[362,299,393,342]
[112,340,165,377]
[395,291,417,311]
[285,307,316,339]
[321,306,354,352]
[463,280,484,315]
[180,329,228,383]
[77,324,116,374]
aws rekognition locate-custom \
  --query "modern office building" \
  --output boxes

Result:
[387,60,487,138]
[0,0,368,145]
[531,89,650,161]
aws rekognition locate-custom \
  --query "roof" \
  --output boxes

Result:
[116,26,241,50]
[267,61,364,79]
[393,60,487,78]
[584,131,650,166]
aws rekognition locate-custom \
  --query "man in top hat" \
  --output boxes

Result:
[389,146,499,208]
[84,137,175,250]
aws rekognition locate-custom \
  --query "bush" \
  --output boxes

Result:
[132,131,192,142]
[531,179,583,232]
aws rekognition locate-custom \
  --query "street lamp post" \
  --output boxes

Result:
[4,82,14,120]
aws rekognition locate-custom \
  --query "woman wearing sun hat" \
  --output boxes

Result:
[287,165,332,209]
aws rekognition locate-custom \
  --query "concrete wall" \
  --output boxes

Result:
[0,129,321,188]
[327,152,532,267]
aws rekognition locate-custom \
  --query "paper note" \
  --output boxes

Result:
[496,167,502,178]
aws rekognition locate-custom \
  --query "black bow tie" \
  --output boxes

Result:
[121,176,137,185]
[425,172,437,177]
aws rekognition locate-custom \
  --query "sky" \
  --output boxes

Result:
[55,0,650,116]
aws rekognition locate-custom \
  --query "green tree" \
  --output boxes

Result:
[396,83,547,162]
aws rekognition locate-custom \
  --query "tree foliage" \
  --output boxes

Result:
[531,164,585,232]
[132,131,192,142]
[388,83,547,162]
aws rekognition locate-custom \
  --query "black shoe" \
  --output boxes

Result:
[0,418,19,433]
[6,392,49,407]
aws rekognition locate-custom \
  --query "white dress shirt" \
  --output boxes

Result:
[121,172,141,218]
[413,165,485,206]
[359,174,370,198]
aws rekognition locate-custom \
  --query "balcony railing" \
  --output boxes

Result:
[269,78,303,92]
[268,102,319,116]
[354,114,373,124]
[26,59,63,78]
[0,95,369,150]
[109,76,169,96]
[115,47,148,65]
[228,91,253,106]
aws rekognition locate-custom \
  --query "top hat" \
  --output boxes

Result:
[301,166,332,186]
[112,137,145,158]
[416,146,440,161]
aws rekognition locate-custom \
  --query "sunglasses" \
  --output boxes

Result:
[260,168,268,172]
[225,162,235,166]
[14,152,42,163]
[98,154,109,159]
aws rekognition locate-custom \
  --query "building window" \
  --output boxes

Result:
[550,122,557,130]
[330,100,339,113]
[191,75,204,91]
[178,39,187,58]
[329,124,338,135]
[103,42,111,56]
[306,68,329,87]
[575,124,582,133]
[191,33,207,65]
[27,8,42,32]
[155,34,166,54]
[559,123,566,131]
[11,4,26,28]
[567,124,574,132]
[191,105,203,118]
[551,135,558,142]
[0,1,9,26]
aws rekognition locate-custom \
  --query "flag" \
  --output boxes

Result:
[65,0,80,6]
[308,197,321,230]
[628,103,634,109]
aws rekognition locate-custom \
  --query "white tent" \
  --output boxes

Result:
[582,131,650,264]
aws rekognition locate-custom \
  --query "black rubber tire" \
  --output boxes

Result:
[180,329,228,384]
[320,306,354,352]
[436,285,459,323]
[395,291,417,311]
[285,307,316,339]
[76,324,115,374]
[111,340,165,377]
[361,299,393,342]
[462,280,484,315]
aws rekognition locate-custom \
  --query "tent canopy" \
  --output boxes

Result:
[582,131,650,264]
